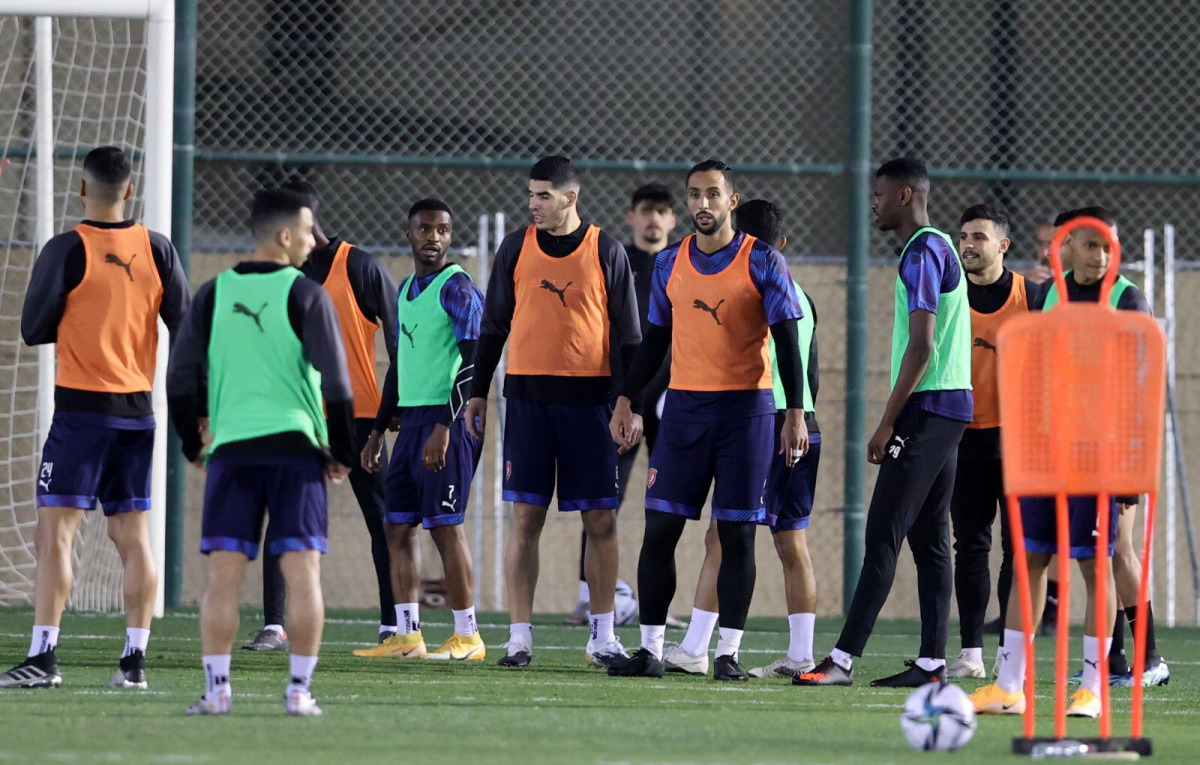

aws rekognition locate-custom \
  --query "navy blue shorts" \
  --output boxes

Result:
[36,411,154,516]
[201,455,328,560]
[645,412,773,523]
[386,420,482,528]
[502,397,619,511]
[766,418,821,533]
[1020,494,1119,559]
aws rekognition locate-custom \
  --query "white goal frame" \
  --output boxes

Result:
[5,0,175,616]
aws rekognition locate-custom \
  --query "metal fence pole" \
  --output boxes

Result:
[166,0,198,608]
[842,0,873,612]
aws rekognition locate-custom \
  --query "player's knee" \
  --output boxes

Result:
[772,531,807,566]
[430,523,465,551]
[581,509,616,541]
[511,508,547,539]
[716,521,755,559]
[703,521,720,553]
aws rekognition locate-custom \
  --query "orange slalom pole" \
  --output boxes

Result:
[1006,494,1038,739]
[1095,492,1112,740]
[1055,492,1071,740]
[1131,491,1158,740]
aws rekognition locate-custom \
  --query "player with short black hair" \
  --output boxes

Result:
[241,179,401,651]
[609,164,808,682]
[2,146,190,690]
[797,157,972,688]
[567,182,678,628]
[465,156,642,669]
[663,199,823,679]
[944,202,1034,680]
[168,187,356,716]
[357,199,487,661]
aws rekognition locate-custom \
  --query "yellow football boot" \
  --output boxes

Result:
[1066,688,1102,718]
[970,683,1026,715]
[353,631,427,658]
[425,632,486,661]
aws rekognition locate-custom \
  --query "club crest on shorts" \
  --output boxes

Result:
[647,468,657,488]
[505,460,512,480]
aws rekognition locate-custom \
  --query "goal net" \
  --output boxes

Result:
[0,4,174,613]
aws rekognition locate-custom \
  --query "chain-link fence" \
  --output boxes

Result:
[181,0,1200,621]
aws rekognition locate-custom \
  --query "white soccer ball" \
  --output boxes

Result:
[900,681,977,752]
[614,579,638,626]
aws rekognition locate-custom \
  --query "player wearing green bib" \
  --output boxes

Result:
[168,188,357,717]
[798,158,972,689]
[358,199,486,662]
[663,200,824,680]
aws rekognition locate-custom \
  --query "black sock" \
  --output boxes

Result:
[1125,603,1161,666]
[1109,610,1129,674]
[1044,579,1059,615]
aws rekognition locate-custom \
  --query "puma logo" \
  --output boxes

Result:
[233,302,268,333]
[441,484,458,512]
[887,435,910,460]
[1084,659,1098,670]
[540,279,571,307]
[401,323,417,348]
[104,253,137,281]
[692,298,725,325]
[974,337,997,352]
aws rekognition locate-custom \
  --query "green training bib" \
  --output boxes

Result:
[396,264,468,407]
[770,280,816,412]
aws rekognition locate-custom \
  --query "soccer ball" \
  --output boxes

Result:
[900,681,977,752]
[614,579,638,626]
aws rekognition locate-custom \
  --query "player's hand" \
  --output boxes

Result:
[361,429,385,473]
[867,423,893,465]
[327,462,351,483]
[423,424,451,472]
[779,408,809,468]
[465,397,487,440]
[198,417,209,437]
[1026,264,1053,284]
[610,396,642,451]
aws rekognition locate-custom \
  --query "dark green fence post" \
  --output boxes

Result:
[843,0,873,613]
[166,0,198,608]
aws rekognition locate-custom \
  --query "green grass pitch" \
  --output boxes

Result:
[1,608,1197,763]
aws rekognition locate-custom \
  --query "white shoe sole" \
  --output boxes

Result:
[664,659,708,675]
[107,672,148,690]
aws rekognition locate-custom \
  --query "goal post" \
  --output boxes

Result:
[1,0,174,617]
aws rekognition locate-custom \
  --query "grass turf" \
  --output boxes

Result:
[0,608,1197,764]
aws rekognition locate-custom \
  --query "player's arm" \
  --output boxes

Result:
[808,301,820,402]
[868,244,943,463]
[363,338,400,474]
[598,233,643,375]
[1118,284,1152,315]
[424,274,483,470]
[353,247,401,364]
[755,247,809,466]
[290,279,356,478]
[150,232,193,339]
[465,233,520,438]
[612,252,675,448]
[166,280,215,464]
[20,233,82,346]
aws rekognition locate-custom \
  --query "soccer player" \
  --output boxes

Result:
[608,163,808,682]
[2,147,190,689]
[167,188,356,716]
[1036,207,1166,689]
[464,156,641,668]
[795,157,972,688]
[946,204,1033,679]
[241,179,399,651]
[662,199,822,680]
[567,182,677,628]
[356,199,486,661]
[1023,217,1058,285]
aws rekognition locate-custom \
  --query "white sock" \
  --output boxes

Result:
[202,654,231,699]
[589,611,615,645]
[123,627,150,658]
[396,603,420,635]
[960,647,983,665]
[1080,635,1113,695]
[679,609,719,657]
[830,647,854,671]
[916,657,946,671]
[453,607,478,637]
[787,613,816,663]
[578,580,590,602]
[997,629,1028,693]
[640,624,666,659]
[510,622,533,648]
[29,625,59,657]
[380,624,393,636]
[288,654,318,693]
[264,623,285,636]
[716,627,744,659]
